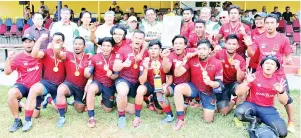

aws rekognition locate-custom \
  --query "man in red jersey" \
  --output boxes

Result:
[172,39,223,131]
[113,30,148,128]
[180,7,194,39]
[84,37,118,128]
[216,5,251,58]
[214,34,246,115]
[245,14,295,133]
[235,56,288,138]
[54,36,90,128]
[21,32,66,132]
[132,40,174,127]
[188,20,206,48]
[4,34,42,132]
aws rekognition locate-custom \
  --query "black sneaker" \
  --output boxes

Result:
[9,119,23,132]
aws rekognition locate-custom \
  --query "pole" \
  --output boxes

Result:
[244,1,247,11]
[171,1,173,10]
[98,1,100,23]
[58,1,62,21]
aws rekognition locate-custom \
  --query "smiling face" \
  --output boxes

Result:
[132,32,145,49]
[101,41,113,56]
[112,28,125,44]
[23,39,35,53]
[225,38,239,54]
[148,44,161,59]
[172,38,186,55]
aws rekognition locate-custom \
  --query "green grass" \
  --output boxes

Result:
[0,85,299,138]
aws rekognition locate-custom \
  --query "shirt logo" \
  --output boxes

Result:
[257,83,261,87]
[24,62,28,66]
[27,65,40,72]
[96,61,102,65]
[273,45,280,51]
[193,63,200,67]
[261,44,266,48]
[224,29,229,33]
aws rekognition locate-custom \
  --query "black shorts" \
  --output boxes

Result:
[92,81,115,108]
[115,77,139,98]
[144,82,162,110]
[216,82,239,109]
[41,79,59,100]
[64,81,85,104]
[13,83,30,98]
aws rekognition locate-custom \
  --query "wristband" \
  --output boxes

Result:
[279,90,285,94]
[114,71,119,75]
[88,66,95,74]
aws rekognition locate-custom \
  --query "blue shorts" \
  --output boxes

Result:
[167,83,176,96]
[41,79,58,100]
[92,81,115,108]
[63,81,85,104]
[13,83,30,98]
[186,82,216,110]
[216,82,239,109]
[115,77,139,98]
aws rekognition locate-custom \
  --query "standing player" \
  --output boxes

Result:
[245,14,295,133]
[188,20,206,48]
[5,34,42,132]
[172,39,223,131]
[214,34,246,115]
[113,30,148,128]
[180,7,195,39]
[84,37,118,128]
[55,36,90,127]
[133,40,174,127]
[22,32,66,131]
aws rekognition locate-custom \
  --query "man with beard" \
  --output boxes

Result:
[5,34,42,132]
[55,37,90,128]
[180,7,195,39]
[113,30,148,128]
[21,32,66,131]
[188,20,206,48]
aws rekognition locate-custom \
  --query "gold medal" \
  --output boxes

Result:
[74,71,80,76]
[104,65,109,71]
[228,58,233,64]
[53,67,59,72]
[133,63,138,69]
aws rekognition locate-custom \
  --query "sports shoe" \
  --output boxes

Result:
[161,115,174,124]
[67,100,74,106]
[117,117,126,128]
[9,119,23,132]
[147,104,155,111]
[173,119,185,131]
[42,94,51,109]
[57,117,66,128]
[87,118,96,128]
[233,117,243,128]
[22,121,32,132]
[132,117,141,127]
[287,121,296,133]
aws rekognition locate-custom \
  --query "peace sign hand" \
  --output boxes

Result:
[273,78,287,94]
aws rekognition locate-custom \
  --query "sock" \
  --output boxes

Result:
[48,97,53,104]
[56,104,66,117]
[163,105,173,117]
[118,110,125,118]
[176,111,185,121]
[135,104,143,117]
[25,110,33,121]
[88,110,94,118]
[15,118,20,121]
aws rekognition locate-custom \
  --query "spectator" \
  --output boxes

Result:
[129,7,137,17]
[271,6,282,19]
[262,6,267,14]
[78,11,95,54]
[211,16,217,22]
[174,3,181,15]
[142,8,163,42]
[165,8,175,16]
[241,11,252,25]
[143,5,148,11]
[114,6,123,15]
[23,6,31,24]
[24,13,50,49]
[222,1,232,11]
[64,5,74,21]
[77,8,87,25]
[119,13,129,28]
[41,6,50,23]
[53,6,58,22]
[199,7,220,35]
[217,11,229,25]
[50,8,79,52]
[126,16,142,39]
[39,1,49,13]
[109,1,118,11]
[157,12,163,23]
[283,6,293,23]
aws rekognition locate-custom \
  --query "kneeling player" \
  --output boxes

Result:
[55,37,90,127]
[133,40,174,127]
[235,56,288,138]
[84,37,118,128]
[173,39,223,131]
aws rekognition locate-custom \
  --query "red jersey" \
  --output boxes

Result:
[187,32,205,48]
[139,58,167,86]
[185,56,223,95]
[249,28,265,68]
[215,49,246,84]
[219,23,251,57]
[89,53,116,87]
[252,33,292,76]
[246,71,284,107]
[11,52,42,88]
[181,21,195,39]
[41,49,65,85]
[168,48,196,85]
[113,39,131,54]
[64,52,90,91]
[115,46,148,83]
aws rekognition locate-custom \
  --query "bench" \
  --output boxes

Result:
[0,44,24,71]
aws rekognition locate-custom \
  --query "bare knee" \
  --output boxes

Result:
[103,106,113,113]
[74,103,85,113]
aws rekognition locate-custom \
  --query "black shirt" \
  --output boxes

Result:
[271,11,282,19]
[282,12,292,22]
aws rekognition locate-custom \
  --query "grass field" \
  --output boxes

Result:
[0,85,299,138]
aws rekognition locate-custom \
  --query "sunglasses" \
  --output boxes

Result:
[219,16,226,19]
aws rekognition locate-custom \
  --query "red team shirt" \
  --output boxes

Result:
[181,21,195,39]
[187,32,205,48]
[116,45,148,83]
[89,53,116,87]
[112,39,132,54]
[184,56,223,95]
[42,49,65,85]
[252,33,292,76]
[64,52,90,91]
[11,52,42,88]
[219,23,251,57]
[249,28,265,69]
[215,49,246,84]
[246,71,284,107]
[139,58,167,86]
[168,48,196,85]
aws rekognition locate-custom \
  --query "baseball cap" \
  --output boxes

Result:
[128,16,137,22]
[22,34,36,42]
[260,55,280,70]
[254,12,267,18]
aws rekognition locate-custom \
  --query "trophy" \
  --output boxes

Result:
[152,60,163,92]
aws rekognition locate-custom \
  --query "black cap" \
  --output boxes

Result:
[260,55,281,70]
[254,12,267,18]
[22,34,36,42]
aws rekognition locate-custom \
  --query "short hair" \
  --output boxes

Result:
[197,39,212,49]
[286,6,290,9]
[60,8,71,14]
[148,40,162,49]
[133,29,145,37]
[122,13,129,16]
[116,6,120,9]
[105,11,115,16]
[110,25,127,40]
[53,32,65,42]
[130,7,134,10]
[99,37,115,46]
[174,3,179,6]
[172,35,188,45]
[201,7,211,13]
[79,11,91,19]
[144,8,156,15]
[265,14,279,22]
[183,7,194,14]
[143,5,147,8]
[274,6,278,9]
[74,36,86,44]
[32,13,42,19]
[225,34,239,42]
[81,8,86,11]
[158,12,163,16]
[194,19,206,27]
[228,5,241,13]
[252,9,257,12]
[64,5,68,8]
